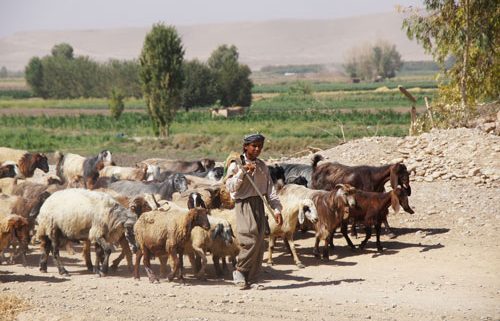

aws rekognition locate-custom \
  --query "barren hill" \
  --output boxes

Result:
[0,12,430,71]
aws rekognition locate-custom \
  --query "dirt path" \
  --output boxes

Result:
[1,129,499,321]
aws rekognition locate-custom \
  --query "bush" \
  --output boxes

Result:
[108,88,125,120]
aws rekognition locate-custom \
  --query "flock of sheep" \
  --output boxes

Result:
[0,146,414,283]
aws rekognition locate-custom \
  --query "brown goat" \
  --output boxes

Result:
[311,154,411,237]
[18,153,50,178]
[311,184,357,260]
[344,186,414,252]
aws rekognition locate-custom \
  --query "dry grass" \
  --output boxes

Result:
[0,294,30,321]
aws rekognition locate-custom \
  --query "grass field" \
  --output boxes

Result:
[0,77,435,161]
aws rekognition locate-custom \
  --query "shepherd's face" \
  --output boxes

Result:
[245,141,264,160]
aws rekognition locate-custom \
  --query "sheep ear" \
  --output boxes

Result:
[211,224,223,240]
[298,206,305,225]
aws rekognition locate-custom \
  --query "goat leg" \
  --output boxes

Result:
[322,238,329,260]
[143,248,158,283]
[375,223,383,252]
[383,218,396,238]
[284,235,305,268]
[359,226,372,250]
[341,221,356,250]
[212,255,223,278]
[267,235,276,266]
[313,236,321,259]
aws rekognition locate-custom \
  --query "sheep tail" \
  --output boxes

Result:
[311,154,324,171]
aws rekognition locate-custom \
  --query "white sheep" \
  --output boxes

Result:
[55,150,112,188]
[209,208,240,275]
[266,184,319,268]
[133,207,210,283]
[36,188,137,276]
[99,164,149,181]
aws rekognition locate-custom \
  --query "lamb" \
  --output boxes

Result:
[0,214,29,255]
[55,150,113,189]
[344,186,414,252]
[108,173,188,200]
[209,208,240,275]
[133,207,210,282]
[0,147,49,178]
[36,188,137,276]
[267,184,319,268]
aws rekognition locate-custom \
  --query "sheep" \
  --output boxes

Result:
[311,154,412,237]
[209,208,240,275]
[280,163,313,187]
[55,150,113,189]
[0,163,18,179]
[99,164,148,181]
[267,184,319,268]
[141,158,215,173]
[108,173,188,201]
[36,188,137,276]
[133,207,210,282]
[0,148,49,178]
[0,214,29,256]
[344,186,414,252]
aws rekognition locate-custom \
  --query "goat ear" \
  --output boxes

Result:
[298,206,305,225]
[389,165,399,189]
[390,191,400,215]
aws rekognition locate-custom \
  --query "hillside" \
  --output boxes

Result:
[0,12,430,71]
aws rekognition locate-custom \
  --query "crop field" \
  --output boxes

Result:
[0,77,436,161]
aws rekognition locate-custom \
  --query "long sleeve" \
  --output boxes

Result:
[225,161,245,193]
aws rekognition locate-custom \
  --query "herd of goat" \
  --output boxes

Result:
[0,146,414,282]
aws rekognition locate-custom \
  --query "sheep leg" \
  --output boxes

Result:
[341,221,356,250]
[267,235,276,266]
[51,231,69,276]
[167,249,181,282]
[375,223,383,252]
[133,248,143,280]
[39,236,51,273]
[143,248,158,283]
[94,243,103,275]
[82,240,93,272]
[111,236,132,272]
[359,226,372,250]
[159,255,168,279]
[192,247,207,279]
[285,235,305,268]
[212,255,223,278]
[96,237,112,276]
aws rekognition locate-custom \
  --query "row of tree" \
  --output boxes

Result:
[24,40,253,110]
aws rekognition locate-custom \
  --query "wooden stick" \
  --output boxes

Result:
[424,96,434,128]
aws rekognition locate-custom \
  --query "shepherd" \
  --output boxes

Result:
[225,133,283,289]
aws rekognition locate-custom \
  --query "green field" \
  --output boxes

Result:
[0,77,435,161]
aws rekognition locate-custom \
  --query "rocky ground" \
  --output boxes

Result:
[1,128,499,321]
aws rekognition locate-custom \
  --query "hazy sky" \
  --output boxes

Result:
[0,0,423,38]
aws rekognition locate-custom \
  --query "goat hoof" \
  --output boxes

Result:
[266,261,273,267]
[387,232,397,239]
[377,247,384,252]
[110,265,118,272]
[296,262,305,269]
[58,269,69,276]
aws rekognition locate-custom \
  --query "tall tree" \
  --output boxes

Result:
[208,45,253,107]
[139,23,184,137]
[25,57,46,98]
[401,0,499,111]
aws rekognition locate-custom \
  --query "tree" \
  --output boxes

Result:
[0,66,7,78]
[51,43,74,59]
[139,23,184,137]
[343,41,403,81]
[208,45,253,107]
[109,88,125,120]
[182,59,217,110]
[401,0,499,111]
[25,57,46,98]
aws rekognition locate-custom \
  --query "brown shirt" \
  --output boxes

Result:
[225,156,282,213]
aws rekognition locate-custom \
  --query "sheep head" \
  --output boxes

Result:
[299,198,318,224]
